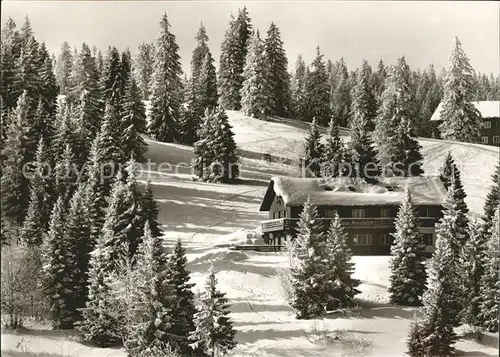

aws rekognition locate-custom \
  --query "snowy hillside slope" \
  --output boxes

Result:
[144,110,498,216]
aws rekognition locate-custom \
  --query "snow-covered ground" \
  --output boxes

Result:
[3,248,498,356]
[2,111,499,356]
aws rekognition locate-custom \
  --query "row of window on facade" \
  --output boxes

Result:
[482,136,500,144]
[272,207,436,219]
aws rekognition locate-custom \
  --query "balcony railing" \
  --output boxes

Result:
[261,217,438,233]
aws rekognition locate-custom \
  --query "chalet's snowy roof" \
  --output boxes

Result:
[430,101,500,121]
[259,176,447,210]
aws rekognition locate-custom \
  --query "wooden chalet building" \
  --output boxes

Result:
[430,101,500,146]
[259,176,447,255]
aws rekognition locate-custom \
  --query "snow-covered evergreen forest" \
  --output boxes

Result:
[1,6,499,357]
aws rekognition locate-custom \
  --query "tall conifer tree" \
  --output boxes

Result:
[40,197,78,329]
[321,118,344,177]
[167,239,196,354]
[148,13,183,142]
[303,118,324,178]
[55,41,73,95]
[439,37,481,142]
[264,22,290,116]
[478,207,500,332]
[20,137,52,246]
[407,223,458,357]
[290,55,307,119]
[140,179,162,238]
[125,221,175,354]
[388,190,427,306]
[1,92,32,227]
[218,8,252,110]
[189,266,237,356]
[459,218,486,326]
[324,213,361,310]
[289,197,327,319]
[304,47,330,125]
[483,164,499,233]
[79,232,121,346]
[240,30,272,119]
[121,76,147,161]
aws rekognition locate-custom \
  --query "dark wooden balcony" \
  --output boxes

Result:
[261,217,438,233]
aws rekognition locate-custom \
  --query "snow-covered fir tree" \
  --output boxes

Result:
[32,98,54,150]
[372,60,388,108]
[100,46,122,109]
[240,30,273,119]
[40,197,78,329]
[72,44,103,140]
[37,43,59,117]
[181,24,218,145]
[264,22,290,116]
[196,51,218,113]
[439,37,481,142]
[191,23,217,103]
[439,152,468,215]
[374,57,417,172]
[52,101,76,161]
[166,239,196,354]
[140,179,162,238]
[123,159,144,255]
[483,164,499,233]
[121,76,147,161]
[66,182,93,319]
[125,221,175,356]
[54,143,78,206]
[193,112,213,182]
[99,102,125,183]
[133,42,155,100]
[303,118,324,178]
[304,47,330,125]
[1,92,32,227]
[289,196,328,319]
[194,109,239,183]
[290,55,307,120]
[478,206,499,333]
[414,65,442,137]
[431,184,466,327]
[349,63,379,179]
[218,7,252,110]
[391,115,425,177]
[148,13,183,142]
[37,42,59,116]
[442,178,469,256]
[120,49,132,97]
[388,189,427,306]
[189,266,237,357]
[1,18,23,115]
[324,212,361,310]
[407,217,458,357]
[20,137,52,246]
[100,164,142,270]
[330,58,352,127]
[84,136,111,245]
[459,218,486,326]
[350,60,376,131]
[321,118,344,177]
[55,41,73,95]
[79,229,121,346]
[69,43,102,114]
[12,37,40,112]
